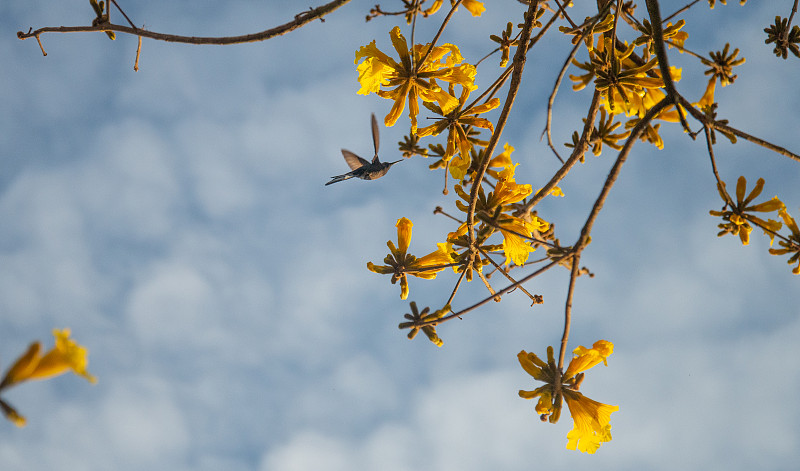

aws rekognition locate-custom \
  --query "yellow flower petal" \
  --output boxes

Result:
[564,340,613,379]
[696,78,716,108]
[563,389,618,454]
[424,0,444,16]
[396,217,413,255]
[414,243,454,271]
[0,342,42,388]
[462,0,486,16]
[28,329,97,384]
[517,350,549,382]
[500,219,535,266]
[449,151,471,181]
[389,26,410,64]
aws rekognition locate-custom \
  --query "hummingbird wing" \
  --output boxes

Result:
[371,113,380,157]
[341,149,369,170]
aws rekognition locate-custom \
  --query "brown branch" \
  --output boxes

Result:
[645,0,691,133]
[541,7,608,164]
[552,0,578,29]
[676,95,800,163]
[477,268,501,302]
[577,97,673,249]
[557,251,581,371]
[420,255,564,327]
[662,0,702,23]
[134,34,141,71]
[418,0,463,67]
[524,91,601,213]
[477,247,542,306]
[467,0,540,246]
[109,0,137,30]
[702,124,737,207]
[18,0,351,51]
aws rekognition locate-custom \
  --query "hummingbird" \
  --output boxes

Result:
[325,113,402,185]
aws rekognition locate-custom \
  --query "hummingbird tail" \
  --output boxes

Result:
[325,174,352,186]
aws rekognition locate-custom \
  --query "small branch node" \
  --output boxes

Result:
[134,34,142,71]
[35,34,47,56]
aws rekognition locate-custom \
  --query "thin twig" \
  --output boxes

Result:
[477,269,501,302]
[134,33,141,71]
[552,0,577,29]
[789,0,799,28]
[577,97,673,248]
[420,255,564,326]
[468,0,540,246]
[645,0,691,133]
[478,247,541,305]
[663,0,702,23]
[410,0,419,71]
[557,251,581,371]
[542,40,582,164]
[445,267,467,309]
[676,95,800,163]
[418,0,463,67]
[702,124,735,207]
[524,91,601,212]
[18,0,351,48]
[109,0,137,30]
[528,6,561,48]
[541,2,613,164]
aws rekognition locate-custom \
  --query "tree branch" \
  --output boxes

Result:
[18,0,352,52]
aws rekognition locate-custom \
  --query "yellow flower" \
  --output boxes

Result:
[1,329,96,389]
[417,85,500,171]
[564,390,618,453]
[0,329,96,427]
[695,78,717,109]
[710,176,784,245]
[633,19,688,54]
[486,165,532,208]
[497,216,546,266]
[488,143,514,170]
[702,43,745,86]
[452,164,548,266]
[536,185,564,197]
[572,37,664,114]
[356,26,476,132]
[564,340,613,378]
[424,0,485,17]
[398,301,449,347]
[368,217,454,299]
[589,108,631,155]
[769,209,800,274]
[518,340,618,454]
[490,22,518,68]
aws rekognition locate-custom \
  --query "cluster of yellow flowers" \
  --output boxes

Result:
[518,340,618,454]
[360,1,615,453]
[1,329,96,427]
[357,0,797,454]
[710,176,800,274]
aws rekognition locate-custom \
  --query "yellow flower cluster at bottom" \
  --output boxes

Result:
[518,340,618,454]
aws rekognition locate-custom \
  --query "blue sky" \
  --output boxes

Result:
[2,1,799,470]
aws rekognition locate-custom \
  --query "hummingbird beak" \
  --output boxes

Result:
[388,160,403,166]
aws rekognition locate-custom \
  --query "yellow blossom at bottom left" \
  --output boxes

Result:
[0,329,96,427]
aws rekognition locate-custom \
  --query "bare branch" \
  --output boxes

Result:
[676,95,800,163]
[18,0,351,49]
